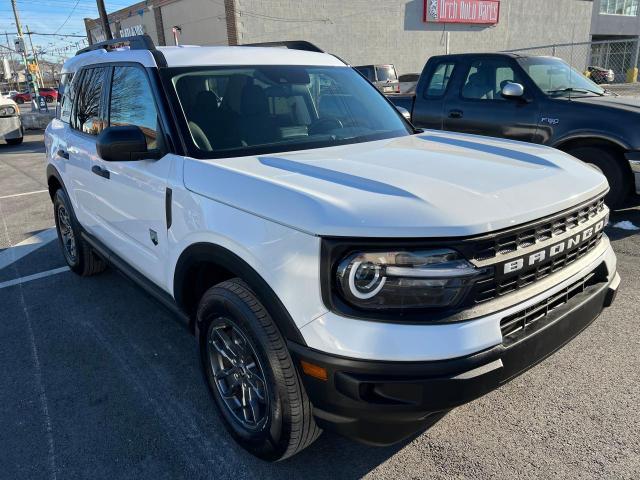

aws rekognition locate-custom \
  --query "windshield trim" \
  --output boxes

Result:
[160,65,414,160]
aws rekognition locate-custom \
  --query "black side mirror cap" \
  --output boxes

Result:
[96,125,161,161]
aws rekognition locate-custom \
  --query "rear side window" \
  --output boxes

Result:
[57,73,74,123]
[109,66,160,150]
[73,67,107,135]
[424,61,456,98]
[356,66,375,81]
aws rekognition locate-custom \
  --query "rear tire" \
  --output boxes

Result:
[53,189,106,276]
[198,278,321,461]
[567,146,629,209]
[15,98,24,104]
[45,96,54,103]
[6,136,23,145]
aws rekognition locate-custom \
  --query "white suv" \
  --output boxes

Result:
[45,36,620,461]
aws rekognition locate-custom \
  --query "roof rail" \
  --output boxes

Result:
[76,34,156,56]
[241,40,325,53]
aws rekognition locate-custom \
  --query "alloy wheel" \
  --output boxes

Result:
[57,204,77,263]
[207,319,269,430]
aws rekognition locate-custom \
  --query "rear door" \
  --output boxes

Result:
[65,66,109,231]
[442,56,540,142]
[411,58,459,130]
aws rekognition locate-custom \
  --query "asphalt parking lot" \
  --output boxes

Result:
[1,131,639,480]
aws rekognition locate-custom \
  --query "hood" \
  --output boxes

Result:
[183,130,608,238]
[0,96,17,108]
[571,94,640,113]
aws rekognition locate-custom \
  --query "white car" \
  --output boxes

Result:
[44,36,620,461]
[0,96,23,145]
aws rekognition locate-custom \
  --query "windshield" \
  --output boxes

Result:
[517,57,604,96]
[167,65,411,158]
[375,65,397,82]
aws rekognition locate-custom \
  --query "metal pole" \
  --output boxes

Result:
[10,0,38,111]
[96,0,113,41]
[4,32,17,91]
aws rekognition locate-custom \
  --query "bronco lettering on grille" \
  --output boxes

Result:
[502,218,606,275]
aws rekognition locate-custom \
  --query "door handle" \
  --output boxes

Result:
[57,149,69,159]
[448,109,464,119]
[91,165,110,179]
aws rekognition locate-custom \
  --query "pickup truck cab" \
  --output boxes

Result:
[45,36,619,461]
[390,53,640,208]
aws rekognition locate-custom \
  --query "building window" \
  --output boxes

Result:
[599,0,639,16]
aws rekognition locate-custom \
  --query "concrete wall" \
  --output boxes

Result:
[234,0,594,75]
[591,0,640,37]
[161,0,228,46]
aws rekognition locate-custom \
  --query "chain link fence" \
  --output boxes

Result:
[505,39,640,84]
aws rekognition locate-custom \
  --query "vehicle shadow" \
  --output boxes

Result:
[2,131,46,154]
[607,195,640,241]
[13,266,412,479]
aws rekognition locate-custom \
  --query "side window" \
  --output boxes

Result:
[462,59,521,101]
[58,73,74,123]
[424,62,456,98]
[73,67,106,135]
[109,66,159,150]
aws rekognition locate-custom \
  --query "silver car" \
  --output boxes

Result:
[355,64,400,93]
[0,97,23,145]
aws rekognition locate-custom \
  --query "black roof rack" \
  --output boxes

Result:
[76,34,156,56]
[241,40,325,53]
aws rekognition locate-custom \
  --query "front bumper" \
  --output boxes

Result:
[0,116,23,140]
[626,151,640,195]
[289,267,620,446]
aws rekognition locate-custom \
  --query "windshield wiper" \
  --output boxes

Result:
[547,87,604,96]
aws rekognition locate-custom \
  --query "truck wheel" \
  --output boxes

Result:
[198,278,321,461]
[6,136,23,145]
[53,189,106,276]
[568,146,629,209]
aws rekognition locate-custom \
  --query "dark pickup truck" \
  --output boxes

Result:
[389,53,640,208]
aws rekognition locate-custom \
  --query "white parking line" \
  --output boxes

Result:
[0,228,57,271]
[0,189,49,200]
[0,266,69,290]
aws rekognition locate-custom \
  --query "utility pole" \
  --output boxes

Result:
[10,0,39,111]
[25,26,43,88]
[96,0,113,41]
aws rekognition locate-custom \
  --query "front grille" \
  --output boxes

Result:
[472,196,605,261]
[473,230,604,303]
[500,269,603,343]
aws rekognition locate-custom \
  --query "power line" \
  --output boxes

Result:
[53,0,82,35]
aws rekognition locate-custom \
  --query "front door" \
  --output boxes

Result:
[443,57,540,143]
[91,65,172,287]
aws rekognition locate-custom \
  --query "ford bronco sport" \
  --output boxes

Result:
[45,36,620,461]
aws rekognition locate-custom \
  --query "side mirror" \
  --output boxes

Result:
[96,125,156,161]
[396,106,411,121]
[501,82,525,99]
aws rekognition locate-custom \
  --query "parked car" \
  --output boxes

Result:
[355,64,400,93]
[0,96,23,145]
[587,66,615,84]
[11,88,59,104]
[11,91,31,104]
[389,53,640,208]
[398,73,420,93]
[45,36,619,461]
[38,87,59,103]
[2,90,19,98]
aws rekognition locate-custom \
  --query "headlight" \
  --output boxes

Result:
[0,106,16,117]
[335,249,486,310]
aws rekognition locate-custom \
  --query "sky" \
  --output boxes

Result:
[0,0,137,63]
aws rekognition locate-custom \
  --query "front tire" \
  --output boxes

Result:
[45,96,54,103]
[568,146,629,209]
[53,189,106,276]
[15,98,24,104]
[198,278,321,461]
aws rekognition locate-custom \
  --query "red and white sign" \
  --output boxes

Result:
[423,0,500,24]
